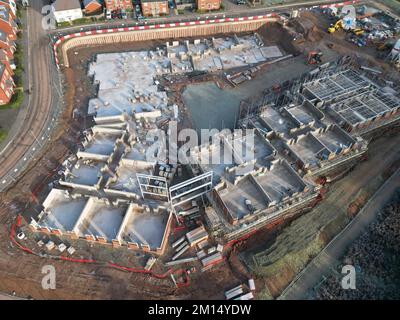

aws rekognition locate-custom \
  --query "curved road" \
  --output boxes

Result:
[0,1,54,188]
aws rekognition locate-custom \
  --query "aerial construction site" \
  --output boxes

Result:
[0,0,399,301]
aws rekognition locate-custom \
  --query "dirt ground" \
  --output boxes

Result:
[0,14,399,299]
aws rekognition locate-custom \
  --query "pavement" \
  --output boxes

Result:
[279,167,400,300]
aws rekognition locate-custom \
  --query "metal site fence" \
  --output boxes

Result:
[0,47,65,193]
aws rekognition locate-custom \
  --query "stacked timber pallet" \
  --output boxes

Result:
[224,279,256,300]
[186,226,208,247]
[169,225,208,262]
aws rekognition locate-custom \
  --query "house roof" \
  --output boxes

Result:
[53,0,82,11]
[0,49,8,60]
[83,0,102,6]
[141,0,168,3]
[0,30,7,42]
[0,5,10,21]
[0,62,5,78]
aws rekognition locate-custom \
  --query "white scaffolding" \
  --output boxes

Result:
[137,173,169,202]
[169,171,213,210]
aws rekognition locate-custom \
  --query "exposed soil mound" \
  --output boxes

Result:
[257,22,301,56]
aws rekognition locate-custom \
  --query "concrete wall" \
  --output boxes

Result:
[60,19,275,67]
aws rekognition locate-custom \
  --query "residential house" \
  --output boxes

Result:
[175,0,196,10]
[196,0,221,11]
[0,48,15,71]
[0,61,14,105]
[141,0,169,17]
[83,0,103,15]
[0,30,15,58]
[104,0,133,12]
[0,5,17,40]
[52,0,83,23]
[0,1,17,19]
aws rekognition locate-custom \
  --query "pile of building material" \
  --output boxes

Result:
[225,285,245,300]
[186,226,208,247]
[165,256,198,267]
[225,279,256,300]
[234,292,254,300]
[178,201,200,219]
[169,225,209,262]
[171,236,190,261]
[200,252,224,272]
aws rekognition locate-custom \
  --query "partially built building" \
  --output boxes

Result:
[30,26,400,255]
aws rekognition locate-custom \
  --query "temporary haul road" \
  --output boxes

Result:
[0,0,358,192]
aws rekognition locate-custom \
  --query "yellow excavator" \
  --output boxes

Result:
[328,19,344,33]
[328,19,364,36]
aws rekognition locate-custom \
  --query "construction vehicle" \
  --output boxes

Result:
[328,19,344,33]
[351,28,364,36]
[328,19,364,36]
[307,51,323,65]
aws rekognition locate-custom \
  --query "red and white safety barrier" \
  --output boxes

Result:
[319,0,360,9]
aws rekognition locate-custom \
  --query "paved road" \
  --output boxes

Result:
[0,1,55,186]
[279,168,400,300]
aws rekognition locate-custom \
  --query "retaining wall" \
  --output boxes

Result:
[56,16,280,67]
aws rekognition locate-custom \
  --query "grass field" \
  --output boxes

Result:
[0,128,7,144]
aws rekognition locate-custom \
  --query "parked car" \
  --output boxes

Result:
[112,9,122,19]
[106,10,112,19]
[121,9,127,19]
